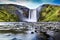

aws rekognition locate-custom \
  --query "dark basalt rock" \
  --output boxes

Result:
[31,32,34,34]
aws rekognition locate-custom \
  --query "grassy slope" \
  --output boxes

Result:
[0,5,19,22]
[38,4,60,22]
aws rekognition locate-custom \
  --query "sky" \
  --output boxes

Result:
[0,0,60,9]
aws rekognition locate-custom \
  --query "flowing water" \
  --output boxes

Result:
[19,6,42,22]
[20,9,37,22]
[0,33,38,40]
[17,7,37,22]
[27,9,37,22]
[0,24,40,40]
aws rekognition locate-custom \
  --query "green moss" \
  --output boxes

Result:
[38,4,60,22]
[0,8,19,22]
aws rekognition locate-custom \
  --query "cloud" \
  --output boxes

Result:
[0,0,54,9]
[41,0,54,3]
[26,0,41,3]
[0,1,41,9]
[8,0,42,3]
[0,0,9,2]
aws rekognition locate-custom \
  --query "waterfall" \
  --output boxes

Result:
[19,9,37,22]
[29,9,37,22]
[17,8,38,22]
[29,10,31,19]
[17,7,42,22]
[14,4,42,22]
[30,9,37,22]
[26,9,37,22]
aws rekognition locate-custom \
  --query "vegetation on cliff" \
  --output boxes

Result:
[38,4,60,22]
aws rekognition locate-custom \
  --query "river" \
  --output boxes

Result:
[0,26,39,40]
[0,33,38,40]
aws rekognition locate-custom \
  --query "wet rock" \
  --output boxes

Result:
[12,38,17,40]
[35,28,37,29]
[12,38,22,40]
[35,30,37,33]
[7,34,11,36]
[31,32,34,34]
[54,32,60,40]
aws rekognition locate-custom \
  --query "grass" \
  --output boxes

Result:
[38,4,60,22]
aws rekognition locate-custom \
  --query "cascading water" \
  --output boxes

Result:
[29,9,37,22]
[17,6,42,22]
[29,10,31,19]
[24,9,37,22]
[15,3,42,22]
